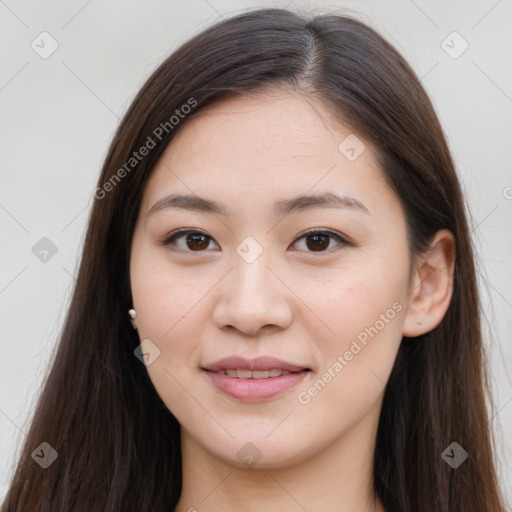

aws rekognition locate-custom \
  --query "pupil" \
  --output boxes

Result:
[186,233,209,250]
[306,234,329,251]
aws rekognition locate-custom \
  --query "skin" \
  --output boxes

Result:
[129,89,455,512]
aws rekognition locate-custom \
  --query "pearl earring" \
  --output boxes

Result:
[128,308,138,330]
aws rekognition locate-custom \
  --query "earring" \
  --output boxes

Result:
[128,308,138,330]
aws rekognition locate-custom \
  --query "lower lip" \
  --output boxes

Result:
[204,370,309,401]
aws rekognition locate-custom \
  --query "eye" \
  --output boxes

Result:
[291,229,350,253]
[161,229,220,252]
[161,228,350,254]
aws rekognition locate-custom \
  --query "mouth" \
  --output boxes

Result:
[201,356,311,401]
[210,368,301,379]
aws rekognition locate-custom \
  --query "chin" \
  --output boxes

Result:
[203,436,316,470]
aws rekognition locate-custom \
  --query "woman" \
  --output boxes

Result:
[1,8,507,511]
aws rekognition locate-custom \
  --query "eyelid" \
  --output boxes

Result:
[289,228,352,252]
[161,228,220,251]
[160,227,352,253]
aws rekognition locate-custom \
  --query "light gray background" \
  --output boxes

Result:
[1,0,511,504]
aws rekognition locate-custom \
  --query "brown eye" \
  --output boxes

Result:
[305,233,330,251]
[185,233,210,250]
[162,230,219,252]
[292,230,349,253]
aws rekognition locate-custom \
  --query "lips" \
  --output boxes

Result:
[202,356,311,401]
[202,356,310,373]
[215,368,292,379]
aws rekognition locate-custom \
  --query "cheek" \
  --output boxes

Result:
[297,251,408,397]
[133,273,209,422]
[134,283,209,383]
[304,270,406,351]
[293,283,404,442]
[130,252,209,409]
[130,247,211,341]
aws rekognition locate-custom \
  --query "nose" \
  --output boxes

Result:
[212,255,294,336]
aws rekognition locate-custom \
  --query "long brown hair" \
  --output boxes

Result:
[2,8,507,511]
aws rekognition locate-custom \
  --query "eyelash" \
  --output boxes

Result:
[160,228,352,254]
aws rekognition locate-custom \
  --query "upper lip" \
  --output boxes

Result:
[202,356,310,373]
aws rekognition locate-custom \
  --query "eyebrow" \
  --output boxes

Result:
[146,191,370,218]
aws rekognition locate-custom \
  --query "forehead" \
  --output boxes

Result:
[160,90,351,170]
[140,90,396,220]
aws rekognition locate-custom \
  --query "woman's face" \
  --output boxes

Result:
[130,90,412,468]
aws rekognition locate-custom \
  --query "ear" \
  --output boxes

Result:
[402,229,456,337]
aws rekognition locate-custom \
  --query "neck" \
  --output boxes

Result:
[174,402,385,512]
